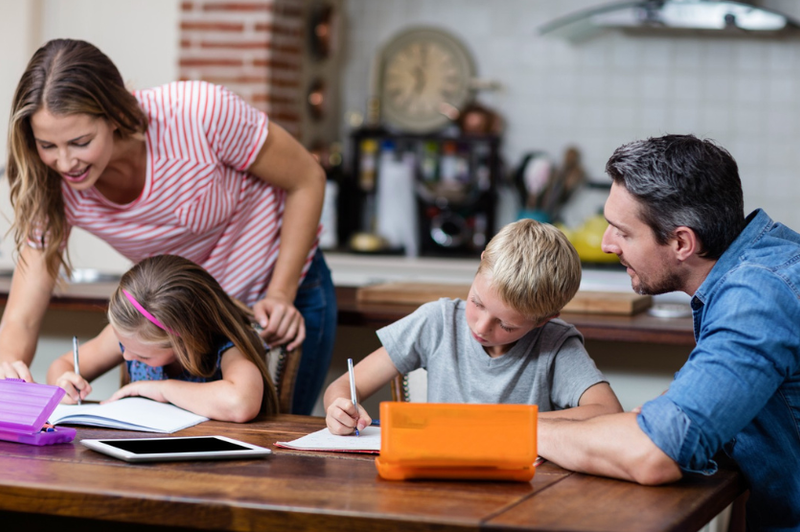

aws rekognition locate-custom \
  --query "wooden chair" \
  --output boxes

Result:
[268,345,301,414]
[119,344,302,414]
[390,367,428,402]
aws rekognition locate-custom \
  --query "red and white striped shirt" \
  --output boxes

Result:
[61,81,317,306]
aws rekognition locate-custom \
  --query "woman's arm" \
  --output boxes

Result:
[105,347,265,423]
[0,246,57,380]
[246,121,326,350]
[47,324,124,403]
[323,347,401,435]
[538,382,624,421]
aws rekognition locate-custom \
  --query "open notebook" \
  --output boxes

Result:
[50,397,208,434]
[275,426,381,454]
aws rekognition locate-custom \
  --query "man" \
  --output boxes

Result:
[538,134,799,532]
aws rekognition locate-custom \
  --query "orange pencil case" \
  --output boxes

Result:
[374,402,537,482]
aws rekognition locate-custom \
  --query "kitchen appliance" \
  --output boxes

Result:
[346,130,500,258]
[540,0,800,41]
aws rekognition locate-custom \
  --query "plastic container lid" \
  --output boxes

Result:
[0,378,65,433]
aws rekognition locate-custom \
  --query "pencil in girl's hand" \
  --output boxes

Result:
[72,336,81,405]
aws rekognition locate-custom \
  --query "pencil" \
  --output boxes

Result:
[72,336,82,406]
[347,358,360,436]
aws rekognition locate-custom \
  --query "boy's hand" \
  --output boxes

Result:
[55,371,92,404]
[104,381,167,404]
[326,397,372,435]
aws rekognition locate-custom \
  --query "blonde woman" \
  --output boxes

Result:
[2,39,336,414]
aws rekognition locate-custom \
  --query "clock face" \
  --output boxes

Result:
[379,28,475,133]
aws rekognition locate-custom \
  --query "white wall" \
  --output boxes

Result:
[340,0,800,231]
[0,0,180,273]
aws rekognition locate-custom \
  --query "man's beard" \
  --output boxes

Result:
[631,268,683,296]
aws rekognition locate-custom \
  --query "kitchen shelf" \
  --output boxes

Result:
[342,128,502,258]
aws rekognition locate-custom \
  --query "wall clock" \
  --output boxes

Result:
[377,27,476,133]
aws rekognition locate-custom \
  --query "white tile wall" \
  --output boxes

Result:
[341,0,800,230]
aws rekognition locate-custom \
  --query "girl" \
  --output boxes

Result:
[2,38,336,415]
[47,255,279,422]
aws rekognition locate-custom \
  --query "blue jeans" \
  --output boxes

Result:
[291,249,337,415]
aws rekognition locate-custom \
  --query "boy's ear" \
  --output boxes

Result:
[536,313,560,327]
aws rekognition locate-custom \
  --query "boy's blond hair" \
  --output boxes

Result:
[477,219,581,322]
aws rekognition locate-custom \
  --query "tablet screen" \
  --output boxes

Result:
[82,436,272,462]
[100,436,251,454]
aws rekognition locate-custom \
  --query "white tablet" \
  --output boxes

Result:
[81,435,272,463]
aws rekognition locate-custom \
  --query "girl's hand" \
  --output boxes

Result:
[252,295,306,350]
[104,380,167,404]
[55,371,92,404]
[325,397,372,435]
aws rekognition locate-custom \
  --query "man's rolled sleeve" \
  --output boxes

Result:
[638,396,719,476]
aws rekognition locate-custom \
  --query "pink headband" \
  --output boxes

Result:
[122,289,178,336]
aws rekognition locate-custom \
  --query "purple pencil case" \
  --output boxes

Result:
[0,378,76,445]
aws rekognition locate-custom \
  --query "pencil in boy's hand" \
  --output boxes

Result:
[347,358,360,436]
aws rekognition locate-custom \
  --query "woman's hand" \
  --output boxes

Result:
[104,380,168,404]
[0,360,35,382]
[325,396,372,435]
[55,371,92,404]
[252,295,306,350]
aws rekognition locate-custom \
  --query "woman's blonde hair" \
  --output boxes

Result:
[477,219,581,322]
[6,38,147,278]
[107,255,279,416]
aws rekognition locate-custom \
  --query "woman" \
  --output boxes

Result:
[0,38,336,415]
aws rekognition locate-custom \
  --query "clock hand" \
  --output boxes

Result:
[413,66,425,94]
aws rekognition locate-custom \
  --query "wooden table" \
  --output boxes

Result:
[0,415,744,532]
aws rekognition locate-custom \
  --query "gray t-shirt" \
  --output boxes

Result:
[377,298,607,411]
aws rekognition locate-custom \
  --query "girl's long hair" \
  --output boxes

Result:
[6,38,147,279]
[107,255,279,416]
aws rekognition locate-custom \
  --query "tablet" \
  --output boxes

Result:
[81,435,272,463]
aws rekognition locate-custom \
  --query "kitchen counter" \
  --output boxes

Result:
[0,255,695,346]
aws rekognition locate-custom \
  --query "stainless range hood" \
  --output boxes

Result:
[540,0,800,41]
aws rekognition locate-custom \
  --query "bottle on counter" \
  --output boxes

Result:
[319,143,343,250]
[359,138,378,191]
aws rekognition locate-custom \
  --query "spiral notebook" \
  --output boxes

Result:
[50,397,208,434]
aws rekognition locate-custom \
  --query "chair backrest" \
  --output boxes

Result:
[118,344,301,414]
[267,345,301,414]
[390,367,428,402]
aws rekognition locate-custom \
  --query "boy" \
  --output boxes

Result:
[325,219,622,435]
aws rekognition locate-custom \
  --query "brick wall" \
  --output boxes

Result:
[179,0,305,138]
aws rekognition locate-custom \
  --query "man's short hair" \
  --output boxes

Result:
[478,219,581,322]
[605,134,745,259]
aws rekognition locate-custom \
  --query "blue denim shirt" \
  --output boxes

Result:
[637,210,800,532]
